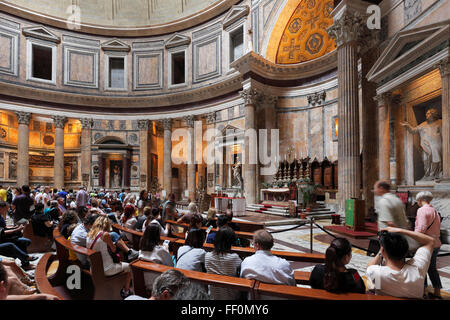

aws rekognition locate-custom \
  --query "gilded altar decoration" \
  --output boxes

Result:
[276,0,336,64]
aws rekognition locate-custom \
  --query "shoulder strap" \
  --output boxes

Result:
[178,247,194,261]
[89,231,104,250]
[426,209,438,231]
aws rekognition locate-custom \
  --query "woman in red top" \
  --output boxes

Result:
[414,191,442,299]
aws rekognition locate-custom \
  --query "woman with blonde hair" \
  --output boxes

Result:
[86,215,133,298]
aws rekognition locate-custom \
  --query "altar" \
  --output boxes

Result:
[261,188,290,202]
[214,196,246,217]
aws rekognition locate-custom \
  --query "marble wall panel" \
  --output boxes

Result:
[193,33,221,83]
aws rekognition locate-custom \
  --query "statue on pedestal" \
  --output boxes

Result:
[401,108,442,181]
[232,162,243,197]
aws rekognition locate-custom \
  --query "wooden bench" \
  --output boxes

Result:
[34,253,63,299]
[130,259,256,299]
[294,271,311,285]
[22,222,54,254]
[253,282,404,300]
[112,224,326,264]
[42,228,130,300]
[165,219,255,240]
[130,259,403,300]
[212,216,265,233]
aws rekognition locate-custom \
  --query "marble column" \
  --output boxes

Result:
[98,154,105,187]
[240,88,261,205]
[374,92,392,181]
[15,112,31,186]
[205,112,216,195]
[80,118,93,188]
[123,154,130,188]
[162,118,173,196]
[138,119,151,190]
[437,58,450,181]
[327,8,366,211]
[261,94,278,184]
[361,46,379,215]
[52,116,67,190]
[185,115,196,201]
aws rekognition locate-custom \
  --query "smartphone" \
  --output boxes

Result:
[206,225,213,233]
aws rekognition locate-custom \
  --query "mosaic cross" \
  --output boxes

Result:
[283,39,301,60]
[306,12,319,29]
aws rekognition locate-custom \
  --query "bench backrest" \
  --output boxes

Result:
[130,259,255,299]
[130,259,404,300]
[112,223,325,263]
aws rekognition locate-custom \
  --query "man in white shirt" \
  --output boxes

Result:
[374,181,409,230]
[366,227,434,299]
[240,230,295,286]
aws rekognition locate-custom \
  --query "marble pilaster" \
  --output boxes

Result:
[52,115,67,190]
[15,112,31,186]
[437,58,450,181]
[138,119,152,190]
[80,118,93,188]
[185,115,196,201]
[374,92,392,181]
[162,118,173,196]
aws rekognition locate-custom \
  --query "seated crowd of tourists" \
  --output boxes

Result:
[0,184,444,300]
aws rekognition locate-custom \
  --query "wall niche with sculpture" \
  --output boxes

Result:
[401,97,442,185]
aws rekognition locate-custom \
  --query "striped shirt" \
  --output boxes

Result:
[205,251,242,300]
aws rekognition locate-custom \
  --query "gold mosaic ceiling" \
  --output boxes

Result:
[276,0,336,64]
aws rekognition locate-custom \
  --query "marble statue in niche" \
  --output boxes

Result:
[111,162,122,188]
[9,157,17,179]
[401,108,442,181]
[232,162,243,196]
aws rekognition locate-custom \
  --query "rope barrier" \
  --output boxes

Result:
[267,221,309,234]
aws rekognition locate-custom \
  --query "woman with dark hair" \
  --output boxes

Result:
[143,207,170,236]
[205,227,242,299]
[137,190,149,215]
[139,224,174,291]
[120,205,137,242]
[59,210,78,239]
[176,229,206,272]
[309,237,365,293]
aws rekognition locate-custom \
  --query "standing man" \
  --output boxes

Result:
[75,186,89,214]
[11,186,34,225]
[374,181,409,230]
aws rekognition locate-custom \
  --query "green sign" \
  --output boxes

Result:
[345,199,355,228]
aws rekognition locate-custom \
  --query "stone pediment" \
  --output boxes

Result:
[366,21,450,92]
[101,38,131,52]
[222,4,249,29]
[217,124,244,137]
[22,25,60,43]
[165,33,191,49]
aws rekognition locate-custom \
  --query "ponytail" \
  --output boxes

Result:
[323,238,352,292]
[323,246,339,291]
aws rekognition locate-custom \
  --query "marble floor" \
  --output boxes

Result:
[237,212,450,298]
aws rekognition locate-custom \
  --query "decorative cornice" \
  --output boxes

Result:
[307,91,326,107]
[184,115,195,128]
[52,115,67,128]
[327,10,367,47]
[22,25,60,43]
[239,88,263,106]
[162,118,173,130]
[137,119,150,130]
[101,38,130,52]
[165,33,191,49]
[80,118,94,129]
[15,111,31,125]
[205,112,216,124]
[222,4,250,29]
[230,51,337,82]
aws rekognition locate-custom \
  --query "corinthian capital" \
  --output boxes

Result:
[260,94,278,108]
[15,111,32,125]
[436,58,450,77]
[327,10,367,47]
[80,118,94,129]
[137,119,150,130]
[52,115,68,129]
[239,88,262,106]
[161,118,173,130]
[205,112,216,125]
[373,92,392,106]
[184,115,195,128]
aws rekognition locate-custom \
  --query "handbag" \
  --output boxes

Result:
[90,232,122,264]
